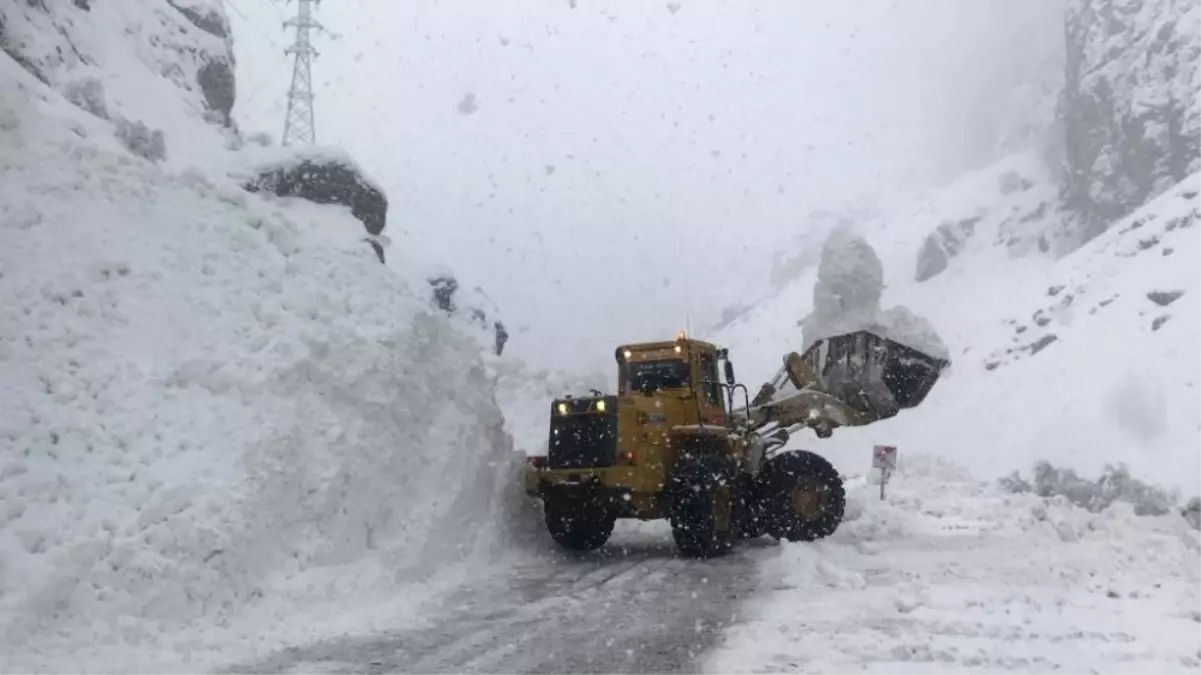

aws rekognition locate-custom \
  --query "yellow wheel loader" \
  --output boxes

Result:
[522,330,949,558]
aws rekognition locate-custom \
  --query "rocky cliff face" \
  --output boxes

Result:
[0,0,237,131]
[1060,0,1200,242]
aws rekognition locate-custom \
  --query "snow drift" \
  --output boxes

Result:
[0,2,530,670]
[704,455,1201,673]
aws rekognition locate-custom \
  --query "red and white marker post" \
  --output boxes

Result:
[872,444,898,500]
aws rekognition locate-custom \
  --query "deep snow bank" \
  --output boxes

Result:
[704,455,1201,673]
[0,46,526,675]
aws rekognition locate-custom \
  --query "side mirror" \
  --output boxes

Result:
[724,360,736,385]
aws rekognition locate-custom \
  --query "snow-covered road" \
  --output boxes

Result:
[224,456,1200,675]
[226,522,765,674]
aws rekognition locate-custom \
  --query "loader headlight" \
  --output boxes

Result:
[557,402,568,415]
[623,349,632,359]
[595,400,606,413]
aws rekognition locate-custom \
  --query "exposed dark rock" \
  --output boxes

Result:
[915,216,981,282]
[915,236,948,282]
[168,0,229,38]
[1147,290,1183,306]
[114,117,166,162]
[197,57,235,127]
[244,156,388,237]
[0,20,50,85]
[429,276,458,312]
[1028,334,1058,355]
[63,77,107,119]
[425,275,508,356]
[366,239,384,264]
[494,322,509,356]
[1059,0,1200,243]
[1151,315,1170,331]
[1048,284,1065,297]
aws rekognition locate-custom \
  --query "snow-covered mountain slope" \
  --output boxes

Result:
[704,455,1201,673]
[1060,0,1200,241]
[0,0,239,167]
[0,8,532,672]
[715,156,1199,495]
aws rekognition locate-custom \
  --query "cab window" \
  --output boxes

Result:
[625,359,689,393]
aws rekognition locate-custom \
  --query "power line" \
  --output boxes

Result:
[282,0,322,146]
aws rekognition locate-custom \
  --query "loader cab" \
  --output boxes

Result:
[615,333,730,424]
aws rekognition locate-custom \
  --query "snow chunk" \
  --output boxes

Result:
[801,228,949,360]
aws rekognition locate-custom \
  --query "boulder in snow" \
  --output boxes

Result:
[241,146,389,258]
[197,57,235,127]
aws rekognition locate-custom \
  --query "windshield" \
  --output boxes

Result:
[627,359,690,392]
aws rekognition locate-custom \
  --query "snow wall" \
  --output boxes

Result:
[0,1,542,670]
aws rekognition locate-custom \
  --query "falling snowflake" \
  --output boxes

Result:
[457,92,479,115]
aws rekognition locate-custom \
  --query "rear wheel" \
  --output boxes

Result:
[669,456,737,558]
[544,497,615,551]
[759,450,845,542]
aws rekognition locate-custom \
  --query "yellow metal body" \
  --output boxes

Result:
[524,337,745,520]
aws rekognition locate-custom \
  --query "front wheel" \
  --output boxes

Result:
[758,450,845,542]
[544,497,615,551]
[669,456,737,558]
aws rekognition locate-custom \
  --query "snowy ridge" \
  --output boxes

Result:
[0,36,526,675]
[704,455,1201,673]
[983,174,1199,371]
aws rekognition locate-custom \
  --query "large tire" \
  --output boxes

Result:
[669,456,737,558]
[544,497,615,551]
[735,473,768,539]
[758,450,845,542]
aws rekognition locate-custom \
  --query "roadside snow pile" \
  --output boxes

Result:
[799,227,949,360]
[1001,460,1183,520]
[0,53,522,674]
[488,356,608,457]
[421,265,512,356]
[705,455,1201,673]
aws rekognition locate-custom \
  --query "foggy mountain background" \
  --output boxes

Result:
[228,0,1065,371]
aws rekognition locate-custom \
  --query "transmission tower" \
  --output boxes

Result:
[282,0,322,146]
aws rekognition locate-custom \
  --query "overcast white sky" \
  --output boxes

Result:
[229,0,1062,372]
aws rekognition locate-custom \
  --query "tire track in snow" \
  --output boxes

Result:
[228,524,773,674]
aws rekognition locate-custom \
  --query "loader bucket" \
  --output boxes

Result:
[800,331,949,422]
